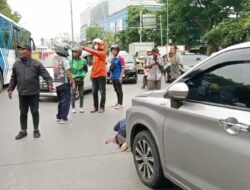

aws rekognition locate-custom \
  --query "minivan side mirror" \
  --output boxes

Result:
[167,82,189,100]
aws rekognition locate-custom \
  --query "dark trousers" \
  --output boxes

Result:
[71,79,84,108]
[142,75,148,88]
[19,95,39,130]
[92,76,106,109]
[112,80,123,105]
[56,83,71,120]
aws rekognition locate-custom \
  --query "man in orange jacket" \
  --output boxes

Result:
[83,38,107,113]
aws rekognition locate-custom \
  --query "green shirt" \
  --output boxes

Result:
[70,58,88,79]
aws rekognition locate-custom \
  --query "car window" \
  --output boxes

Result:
[180,54,207,67]
[186,62,250,109]
[122,54,134,64]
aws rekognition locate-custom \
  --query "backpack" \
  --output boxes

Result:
[53,56,68,83]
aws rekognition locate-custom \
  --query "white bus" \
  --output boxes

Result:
[0,13,35,92]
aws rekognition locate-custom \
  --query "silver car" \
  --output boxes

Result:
[40,54,92,98]
[126,42,250,190]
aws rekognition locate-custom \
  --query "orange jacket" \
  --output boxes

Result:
[84,47,107,78]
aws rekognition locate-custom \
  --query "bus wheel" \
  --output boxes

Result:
[0,71,3,93]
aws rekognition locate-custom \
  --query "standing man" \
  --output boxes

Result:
[8,44,53,140]
[169,45,181,82]
[70,46,88,113]
[53,43,76,124]
[141,51,151,89]
[82,38,107,113]
[109,45,125,109]
[145,48,164,90]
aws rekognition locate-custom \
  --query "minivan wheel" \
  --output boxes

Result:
[133,131,165,188]
[0,71,3,93]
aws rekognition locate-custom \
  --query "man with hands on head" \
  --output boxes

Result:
[8,44,53,140]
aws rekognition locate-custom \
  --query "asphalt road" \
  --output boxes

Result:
[0,75,181,190]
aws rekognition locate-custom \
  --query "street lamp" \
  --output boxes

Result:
[166,0,169,51]
[70,0,74,46]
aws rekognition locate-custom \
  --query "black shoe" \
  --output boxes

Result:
[15,131,27,140]
[33,130,41,138]
[90,108,98,113]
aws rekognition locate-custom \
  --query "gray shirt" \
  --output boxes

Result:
[170,54,181,80]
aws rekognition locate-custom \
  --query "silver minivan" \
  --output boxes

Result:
[126,42,250,190]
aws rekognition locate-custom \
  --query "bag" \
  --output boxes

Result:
[83,63,88,73]
[109,63,115,72]
[53,56,68,83]
[158,64,165,73]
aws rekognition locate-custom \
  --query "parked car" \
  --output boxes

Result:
[39,54,92,99]
[107,53,138,84]
[126,42,250,189]
[164,53,207,82]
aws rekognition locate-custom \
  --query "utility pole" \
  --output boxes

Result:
[70,0,74,46]
[160,15,163,46]
[166,0,169,51]
[139,10,142,43]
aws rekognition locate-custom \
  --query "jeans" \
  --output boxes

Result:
[19,95,39,130]
[71,79,84,108]
[112,80,123,105]
[92,76,106,110]
[56,83,71,120]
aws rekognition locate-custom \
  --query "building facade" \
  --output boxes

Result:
[79,0,163,42]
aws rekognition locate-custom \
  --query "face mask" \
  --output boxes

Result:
[94,44,98,50]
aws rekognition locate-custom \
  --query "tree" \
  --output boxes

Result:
[85,26,103,42]
[85,26,117,51]
[116,7,162,51]
[0,0,21,22]
[203,13,250,53]
[160,0,248,48]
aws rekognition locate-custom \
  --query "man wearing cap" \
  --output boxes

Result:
[8,44,53,140]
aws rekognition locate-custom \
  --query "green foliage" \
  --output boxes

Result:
[160,0,248,48]
[85,27,117,51]
[0,0,21,22]
[85,26,103,42]
[203,13,250,51]
[116,7,161,51]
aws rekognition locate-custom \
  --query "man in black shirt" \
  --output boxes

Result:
[8,44,53,140]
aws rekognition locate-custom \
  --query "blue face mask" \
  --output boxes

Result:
[94,44,98,50]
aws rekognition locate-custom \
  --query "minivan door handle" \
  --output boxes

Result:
[219,117,250,136]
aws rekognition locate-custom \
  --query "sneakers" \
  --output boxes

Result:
[33,130,41,138]
[72,108,84,113]
[59,119,69,124]
[114,104,122,109]
[15,131,27,140]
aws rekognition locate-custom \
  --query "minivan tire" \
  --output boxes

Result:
[0,71,3,93]
[132,130,165,188]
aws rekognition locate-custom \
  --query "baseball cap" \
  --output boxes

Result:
[17,44,31,51]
